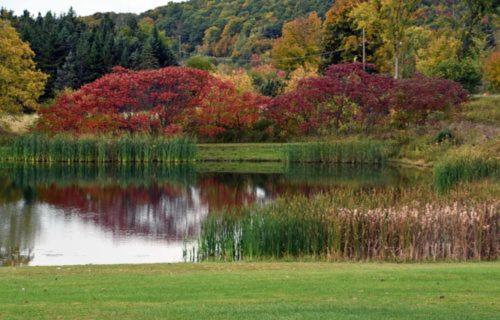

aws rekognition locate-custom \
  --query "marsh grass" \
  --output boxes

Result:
[434,152,499,192]
[284,140,390,164]
[2,135,196,163]
[198,195,498,262]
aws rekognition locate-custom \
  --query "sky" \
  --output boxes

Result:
[0,0,184,16]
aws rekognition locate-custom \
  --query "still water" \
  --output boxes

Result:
[0,164,426,266]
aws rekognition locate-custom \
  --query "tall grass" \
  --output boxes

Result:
[284,140,390,164]
[434,153,499,192]
[198,196,498,262]
[2,135,197,163]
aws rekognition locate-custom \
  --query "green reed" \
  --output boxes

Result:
[284,140,390,164]
[434,153,499,192]
[198,195,498,262]
[2,135,197,163]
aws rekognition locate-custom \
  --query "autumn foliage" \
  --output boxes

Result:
[38,67,267,140]
[39,64,468,141]
[266,63,467,137]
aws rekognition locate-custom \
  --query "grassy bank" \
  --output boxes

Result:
[1,135,196,163]
[0,263,498,320]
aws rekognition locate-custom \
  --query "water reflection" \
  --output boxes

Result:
[0,163,427,266]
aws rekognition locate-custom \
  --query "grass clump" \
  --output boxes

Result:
[2,135,197,164]
[284,140,390,164]
[434,151,499,192]
[198,195,498,262]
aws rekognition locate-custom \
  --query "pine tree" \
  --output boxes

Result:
[54,50,78,90]
[138,42,159,70]
[149,25,177,67]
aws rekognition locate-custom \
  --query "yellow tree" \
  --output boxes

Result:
[484,52,500,93]
[321,0,368,69]
[0,19,47,115]
[351,0,420,79]
[271,12,322,72]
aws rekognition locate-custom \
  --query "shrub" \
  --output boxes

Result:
[249,64,286,97]
[266,63,394,137]
[185,56,215,71]
[390,75,468,126]
[433,128,454,144]
[432,58,483,93]
[38,67,266,140]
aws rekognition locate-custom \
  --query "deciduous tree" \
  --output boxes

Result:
[0,19,47,115]
[271,12,322,72]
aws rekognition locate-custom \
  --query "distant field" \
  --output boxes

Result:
[0,263,498,320]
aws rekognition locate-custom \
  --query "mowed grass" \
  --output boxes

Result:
[197,143,287,162]
[0,263,498,320]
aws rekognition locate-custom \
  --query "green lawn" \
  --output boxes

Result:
[0,263,498,320]
[197,143,287,162]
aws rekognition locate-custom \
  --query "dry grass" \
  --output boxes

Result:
[0,114,38,134]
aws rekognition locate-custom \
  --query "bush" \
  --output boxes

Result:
[185,56,215,71]
[266,63,394,137]
[267,63,468,138]
[38,66,267,140]
[391,75,468,126]
[433,128,454,144]
[432,58,482,93]
[249,64,286,97]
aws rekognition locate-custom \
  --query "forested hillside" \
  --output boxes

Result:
[0,0,497,100]
[141,0,335,57]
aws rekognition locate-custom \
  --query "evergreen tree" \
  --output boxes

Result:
[138,42,159,70]
[149,25,177,67]
[54,50,79,90]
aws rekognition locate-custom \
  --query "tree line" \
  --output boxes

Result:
[1,8,177,99]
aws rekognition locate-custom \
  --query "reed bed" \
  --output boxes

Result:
[434,154,499,192]
[284,140,390,164]
[198,196,498,262]
[2,135,197,163]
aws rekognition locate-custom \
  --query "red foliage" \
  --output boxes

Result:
[390,74,468,124]
[267,63,468,136]
[267,63,394,136]
[38,63,469,141]
[38,66,266,139]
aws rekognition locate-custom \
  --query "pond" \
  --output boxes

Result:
[0,163,428,266]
